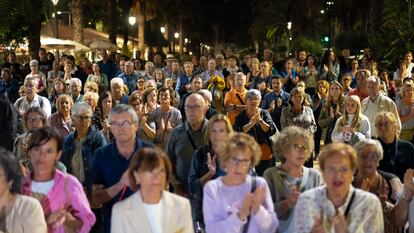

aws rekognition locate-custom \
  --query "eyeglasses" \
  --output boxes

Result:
[27,117,43,123]
[228,157,251,166]
[360,153,379,161]
[290,144,309,152]
[110,120,135,128]
[184,105,204,110]
[324,166,351,175]
[75,115,91,121]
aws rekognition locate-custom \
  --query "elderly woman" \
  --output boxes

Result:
[331,95,370,145]
[23,127,96,232]
[203,133,279,233]
[0,148,47,233]
[188,114,233,229]
[318,81,345,144]
[26,60,47,96]
[281,87,317,135]
[375,111,414,181]
[397,82,414,141]
[111,147,193,232]
[87,63,109,94]
[264,126,323,232]
[291,142,384,232]
[14,107,47,162]
[234,89,277,176]
[48,94,74,138]
[62,102,106,233]
[149,87,182,148]
[353,139,410,233]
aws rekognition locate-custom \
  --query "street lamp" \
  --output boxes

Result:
[129,16,136,58]
[287,21,292,56]
[160,26,165,33]
[51,0,59,39]
[57,11,72,27]
[326,1,334,50]
[174,32,179,39]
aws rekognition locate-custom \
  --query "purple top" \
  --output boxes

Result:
[203,175,279,233]
[22,169,96,233]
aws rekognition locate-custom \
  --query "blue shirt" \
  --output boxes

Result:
[93,137,153,233]
[261,91,290,109]
[119,72,139,95]
[98,60,118,81]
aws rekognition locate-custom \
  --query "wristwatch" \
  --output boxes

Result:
[233,104,237,110]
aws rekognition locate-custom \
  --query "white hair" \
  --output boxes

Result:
[111,77,124,86]
[70,78,82,87]
[198,89,212,103]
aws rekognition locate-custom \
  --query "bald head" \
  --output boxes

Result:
[185,93,208,125]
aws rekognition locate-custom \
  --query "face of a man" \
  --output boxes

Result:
[184,64,193,75]
[1,70,11,81]
[145,64,154,74]
[298,51,306,62]
[184,94,207,124]
[39,49,46,61]
[110,112,138,143]
[272,79,282,92]
[125,62,134,75]
[367,80,380,99]
[191,78,203,92]
[208,60,216,71]
[172,62,179,72]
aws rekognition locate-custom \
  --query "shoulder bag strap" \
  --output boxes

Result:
[235,93,245,105]
[186,130,197,150]
[344,190,356,218]
[242,177,257,233]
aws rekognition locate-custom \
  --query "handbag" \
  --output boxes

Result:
[242,177,257,233]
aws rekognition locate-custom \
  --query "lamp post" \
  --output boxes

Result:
[51,0,59,39]
[326,1,334,50]
[129,16,137,59]
[287,21,292,56]
[173,32,179,53]
[57,11,72,27]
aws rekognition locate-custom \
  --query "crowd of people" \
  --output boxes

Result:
[0,46,414,233]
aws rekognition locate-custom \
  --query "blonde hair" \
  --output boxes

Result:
[338,95,362,132]
[204,114,233,144]
[273,126,314,163]
[319,142,357,172]
[401,82,414,99]
[374,111,400,136]
[56,94,74,113]
[218,133,261,169]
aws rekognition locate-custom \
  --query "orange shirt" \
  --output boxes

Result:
[224,89,247,125]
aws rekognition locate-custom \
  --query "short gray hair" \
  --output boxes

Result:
[367,76,381,85]
[198,89,212,103]
[354,139,384,161]
[246,89,261,100]
[111,77,124,86]
[70,78,82,88]
[71,102,93,117]
[145,61,154,68]
[109,104,138,123]
[125,61,134,67]
[29,60,38,67]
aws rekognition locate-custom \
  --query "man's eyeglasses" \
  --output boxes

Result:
[75,115,92,121]
[184,105,204,110]
[110,120,135,128]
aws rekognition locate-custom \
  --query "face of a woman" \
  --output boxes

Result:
[25,80,37,98]
[260,62,270,74]
[376,120,396,140]
[322,153,354,198]
[92,64,100,73]
[29,139,62,174]
[159,90,171,106]
[329,84,341,97]
[224,149,251,183]
[345,99,357,114]
[291,93,304,107]
[27,112,44,130]
[285,60,293,70]
[307,56,314,65]
[102,95,113,112]
[147,90,157,104]
[30,64,38,73]
[54,81,64,93]
[318,83,326,94]
[58,98,72,114]
[404,87,414,100]
[284,137,309,167]
[246,96,260,110]
[73,109,92,130]
[134,160,166,194]
[84,96,97,110]
[209,121,229,146]
[357,145,380,175]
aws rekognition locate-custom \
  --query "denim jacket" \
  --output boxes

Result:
[62,127,106,192]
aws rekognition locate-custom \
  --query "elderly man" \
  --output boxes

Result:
[224,72,248,125]
[167,93,208,196]
[178,75,203,121]
[176,61,194,99]
[200,58,223,88]
[143,61,155,80]
[119,61,139,94]
[14,77,51,118]
[69,78,84,103]
[110,77,128,104]
[362,76,401,137]
[93,104,153,233]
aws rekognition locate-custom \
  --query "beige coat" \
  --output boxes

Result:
[7,194,47,233]
[111,190,193,233]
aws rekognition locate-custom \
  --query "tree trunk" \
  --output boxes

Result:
[27,0,43,53]
[135,0,145,56]
[71,0,84,44]
[107,0,117,44]
[367,0,382,46]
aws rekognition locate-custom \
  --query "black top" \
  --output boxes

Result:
[378,138,414,181]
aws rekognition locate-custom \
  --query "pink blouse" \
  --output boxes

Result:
[22,169,95,233]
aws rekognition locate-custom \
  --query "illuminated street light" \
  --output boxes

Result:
[287,22,292,30]
[160,26,165,33]
[174,32,179,39]
[128,16,136,26]
[320,10,325,14]
[184,38,188,43]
